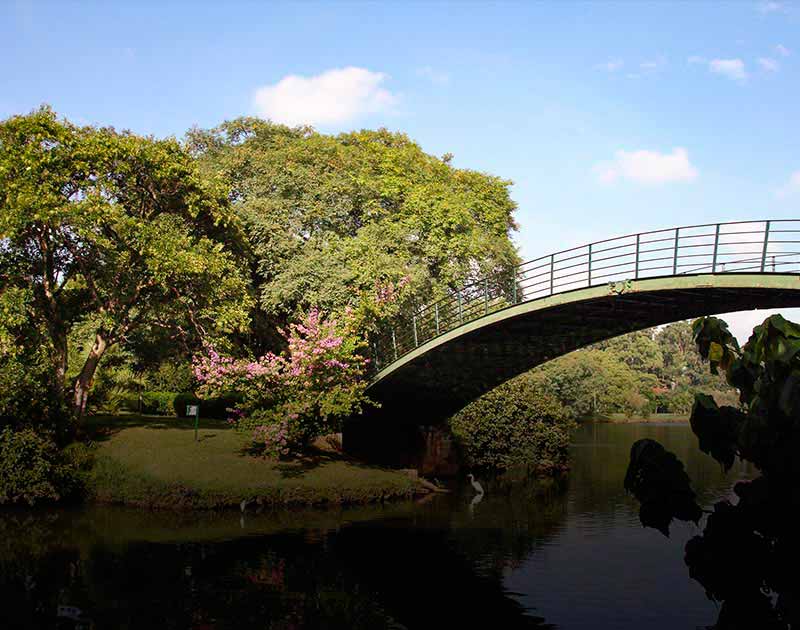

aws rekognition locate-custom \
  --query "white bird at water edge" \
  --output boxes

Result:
[467,473,484,495]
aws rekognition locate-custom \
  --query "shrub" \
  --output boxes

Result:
[449,373,576,473]
[0,427,85,505]
[140,391,178,415]
[173,393,239,419]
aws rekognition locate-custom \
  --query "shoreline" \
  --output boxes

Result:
[85,414,418,511]
[584,413,690,424]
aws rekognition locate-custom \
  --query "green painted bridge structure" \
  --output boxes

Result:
[345,219,800,464]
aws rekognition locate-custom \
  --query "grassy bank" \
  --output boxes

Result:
[85,414,415,510]
[587,413,690,424]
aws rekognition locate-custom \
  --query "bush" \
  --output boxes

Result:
[0,427,87,505]
[449,373,577,473]
[140,391,178,415]
[173,393,239,420]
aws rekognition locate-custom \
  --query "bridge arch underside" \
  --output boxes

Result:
[362,274,800,430]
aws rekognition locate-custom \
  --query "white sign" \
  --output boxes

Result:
[186,405,199,416]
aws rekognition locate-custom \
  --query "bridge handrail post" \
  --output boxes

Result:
[458,290,463,323]
[413,315,418,347]
[634,233,640,279]
[550,254,555,295]
[435,303,440,335]
[392,329,398,361]
[512,271,517,304]
[761,220,771,272]
[587,244,593,286]
[712,224,720,272]
[673,227,680,275]
[484,279,489,314]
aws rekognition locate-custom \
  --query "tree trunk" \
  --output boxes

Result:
[72,333,108,421]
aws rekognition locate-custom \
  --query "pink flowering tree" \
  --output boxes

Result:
[193,308,372,458]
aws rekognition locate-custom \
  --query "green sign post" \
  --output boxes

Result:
[186,404,200,441]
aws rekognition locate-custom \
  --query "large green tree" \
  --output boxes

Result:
[186,118,519,336]
[0,108,252,420]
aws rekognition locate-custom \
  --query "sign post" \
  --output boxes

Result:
[186,404,200,441]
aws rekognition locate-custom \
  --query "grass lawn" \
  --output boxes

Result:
[85,414,415,510]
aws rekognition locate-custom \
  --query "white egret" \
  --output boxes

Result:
[467,473,484,495]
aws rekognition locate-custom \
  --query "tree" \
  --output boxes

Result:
[528,349,657,418]
[186,119,519,337]
[0,108,252,421]
[449,372,575,473]
[594,329,663,375]
[625,314,800,629]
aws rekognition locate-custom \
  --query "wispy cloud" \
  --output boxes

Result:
[596,59,624,72]
[776,44,791,57]
[758,1,785,13]
[709,58,748,81]
[758,57,780,72]
[252,67,396,127]
[416,66,450,86]
[594,148,698,185]
[776,170,800,198]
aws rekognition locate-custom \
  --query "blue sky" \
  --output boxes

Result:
[3,0,799,337]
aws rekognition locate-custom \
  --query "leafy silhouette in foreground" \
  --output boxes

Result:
[626,314,800,630]
[623,439,701,536]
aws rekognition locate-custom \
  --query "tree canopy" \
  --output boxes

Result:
[0,107,252,420]
[186,118,520,331]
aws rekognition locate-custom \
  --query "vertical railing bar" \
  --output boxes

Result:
[587,244,593,286]
[412,315,418,347]
[550,254,555,295]
[391,329,398,361]
[484,278,489,314]
[712,224,720,273]
[672,227,679,275]
[434,303,440,335]
[634,233,640,279]
[512,270,517,304]
[458,290,463,323]
[761,220,771,272]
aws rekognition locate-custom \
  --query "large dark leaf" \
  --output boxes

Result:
[624,438,702,536]
[690,394,743,471]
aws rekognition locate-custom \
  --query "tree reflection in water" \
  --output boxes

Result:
[0,479,567,629]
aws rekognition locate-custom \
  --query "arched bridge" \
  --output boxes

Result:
[359,219,800,433]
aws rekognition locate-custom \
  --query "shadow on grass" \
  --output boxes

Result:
[86,413,229,442]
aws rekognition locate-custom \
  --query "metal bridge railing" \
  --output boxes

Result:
[369,219,800,374]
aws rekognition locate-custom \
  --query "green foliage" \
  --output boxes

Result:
[449,373,576,473]
[0,107,253,419]
[187,119,519,335]
[0,427,90,505]
[140,391,179,416]
[625,314,800,629]
[528,349,657,418]
[148,360,195,392]
[173,393,238,420]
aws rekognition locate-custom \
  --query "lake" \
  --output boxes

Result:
[1,422,752,629]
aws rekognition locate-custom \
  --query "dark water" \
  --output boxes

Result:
[0,423,753,630]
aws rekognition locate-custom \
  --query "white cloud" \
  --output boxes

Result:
[776,170,800,198]
[594,148,698,185]
[252,67,396,127]
[417,66,450,85]
[688,55,706,64]
[758,1,785,13]
[776,44,791,57]
[596,59,624,72]
[758,57,780,72]
[709,58,748,81]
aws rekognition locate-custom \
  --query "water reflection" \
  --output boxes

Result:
[0,423,753,629]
